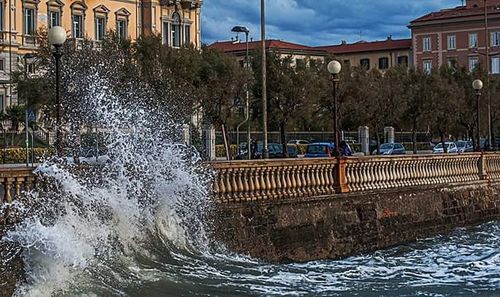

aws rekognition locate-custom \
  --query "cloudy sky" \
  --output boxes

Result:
[202,0,462,46]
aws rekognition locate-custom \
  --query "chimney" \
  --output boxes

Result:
[387,35,392,40]
[466,0,495,8]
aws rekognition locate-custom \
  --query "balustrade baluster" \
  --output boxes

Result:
[5,178,13,203]
[248,167,256,201]
[269,167,277,199]
[253,167,262,200]
[217,169,227,202]
[285,166,293,197]
[241,168,250,201]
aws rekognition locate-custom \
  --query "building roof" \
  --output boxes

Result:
[208,39,326,55]
[410,5,500,25]
[315,38,412,54]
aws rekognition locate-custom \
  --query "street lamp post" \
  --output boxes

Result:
[261,0,269,159]
[327,60,342,156]
[232,25,251,160]
[473,79,483,152]
[48,26,66,157]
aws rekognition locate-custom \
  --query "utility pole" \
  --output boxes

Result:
[485,0,493,150]
[261,0,269,158]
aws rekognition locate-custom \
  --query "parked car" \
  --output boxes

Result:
[455,140,474,153]
[288,139,309,145]
[372,143,406,155]
[304,142,335,158]
[235,143,298,159]
[66,147,111,165]
[432,142,458,153]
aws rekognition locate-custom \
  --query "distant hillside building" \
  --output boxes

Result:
[315,38,413,71]
[409,0,500,73]
[208,39,327,66]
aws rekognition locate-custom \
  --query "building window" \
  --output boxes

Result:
[423,60,432,73]
[0,3,4,31]
[184,25,190,45]
[447,35,456,50]
[491,57,500,74]
[0,95,4,112]
[469,33,478,48]
[378,57,389,69]
[423,37,431,52]
[447,57,457,69]
[172,12,181,47]
[95,17,105,41]
[469,56,479,72]
[162,21,169,45]
[49,10,60,27]
[397,56,408,67]
[0,59,4,71]
[24,8,35,36]
[117,19,127,40]
[72,14,84,38]
[27,62,35,74]
[491,32,500,47]
[360,58,370,70]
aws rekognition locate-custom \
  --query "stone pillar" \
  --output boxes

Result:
[183,124,190,146]
[202,124,216,161]
[358,126,369,155]
[384,126,395,144]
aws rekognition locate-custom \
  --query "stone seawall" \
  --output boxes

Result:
[215,182,500,262]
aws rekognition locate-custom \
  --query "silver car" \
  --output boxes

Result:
[372,143,406,155]
[455,140,474,153]
[433,142,458,153]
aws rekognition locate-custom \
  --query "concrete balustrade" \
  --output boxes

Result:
[212,152,500,203]
[210,158,341,203]
[1,153,500,206]
[0,167,36,206]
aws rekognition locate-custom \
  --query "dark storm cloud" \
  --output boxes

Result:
[202,0,461,46]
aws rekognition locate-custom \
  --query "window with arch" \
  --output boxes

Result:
[171,12,181,47]
[115,8,130,40]
[94,5,109,41]
[71,2,87,39]
[23,0,38,36]
[47,0,63,28]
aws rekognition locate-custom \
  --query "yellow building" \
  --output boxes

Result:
[0,0,202,111]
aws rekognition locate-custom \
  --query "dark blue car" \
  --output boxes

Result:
[304,142,335,158]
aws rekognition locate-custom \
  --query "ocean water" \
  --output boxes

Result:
[2,56,499,297]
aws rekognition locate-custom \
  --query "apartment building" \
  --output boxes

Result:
[208,39,327,66]
[409,0,499,73]
[315,37,413,71]
[0,0,202,112]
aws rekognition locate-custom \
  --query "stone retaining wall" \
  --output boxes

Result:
[215,182,500,262]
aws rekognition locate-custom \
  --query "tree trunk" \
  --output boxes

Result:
[376,130,381,155]
[412,119,417,154]
[221,124,231,160]
[440,131,447,153]
[280,121,288,158]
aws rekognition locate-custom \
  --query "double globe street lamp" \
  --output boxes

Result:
[472,79,483,152]
[327,60,342,156]
[48,26,67,156]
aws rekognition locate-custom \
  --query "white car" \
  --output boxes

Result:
[455,140,474,153]
[66,148,111,165]
[288,139,309,145]
[432,142,458,153]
